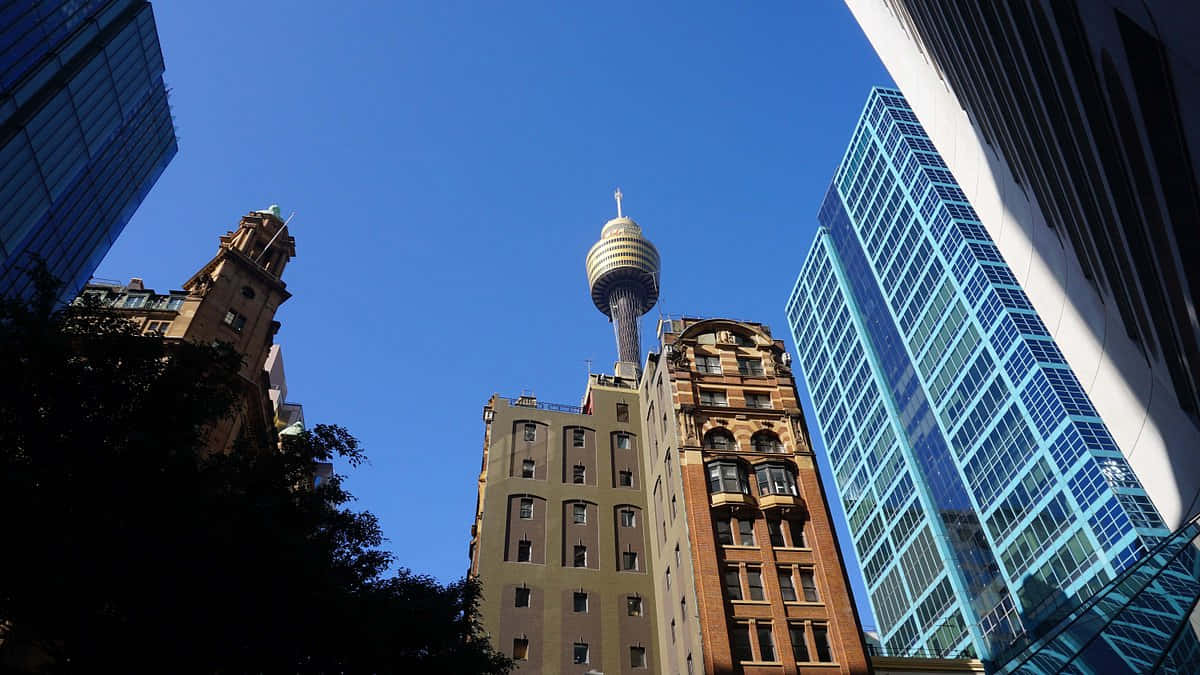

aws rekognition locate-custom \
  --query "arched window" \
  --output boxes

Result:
[751,430,784,454]
[707,460,749,494]
[755,463,798,496]
[703,428,737,450]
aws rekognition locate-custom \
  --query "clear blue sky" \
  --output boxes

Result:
[97,1,892,631]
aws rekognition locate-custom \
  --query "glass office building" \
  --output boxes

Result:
[785,88,1169,661]
[0,1,177,301]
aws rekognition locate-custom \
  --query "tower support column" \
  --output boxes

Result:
[607,283,644,365]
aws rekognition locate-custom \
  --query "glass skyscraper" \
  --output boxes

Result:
[785,88,1169,661]
[0,0,177,301]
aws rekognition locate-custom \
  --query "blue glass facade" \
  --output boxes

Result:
[785,88,1168,661]
[0,0,176,301]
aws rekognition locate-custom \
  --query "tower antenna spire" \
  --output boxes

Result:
[614,188,623,218]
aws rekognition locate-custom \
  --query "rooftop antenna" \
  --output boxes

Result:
[255,209,297,264]
[585,359,593,377]
[614,188,623,218]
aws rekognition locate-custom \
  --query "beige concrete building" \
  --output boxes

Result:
[469,379,660,674]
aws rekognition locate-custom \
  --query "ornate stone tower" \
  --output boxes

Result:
[585,190,661,377]
[179,205,296,452]
[80,205,297,455]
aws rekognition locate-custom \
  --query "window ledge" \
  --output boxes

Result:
[731,599,771,605]
[738,661,784,667]
[783,601,825,607]
[721,545,760,550]
[759,493,801,510]
[772,546,812,552]
[795,662,840,667]
[711,492,755,508]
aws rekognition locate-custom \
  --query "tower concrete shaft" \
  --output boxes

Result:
[607,283,645,364]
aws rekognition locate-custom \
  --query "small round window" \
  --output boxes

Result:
[241,286,256,299]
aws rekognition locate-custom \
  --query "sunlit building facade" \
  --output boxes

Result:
[785,88,1167,661]
[0,0,177,300]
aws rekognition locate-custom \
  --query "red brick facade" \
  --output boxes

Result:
[643,318,869,675]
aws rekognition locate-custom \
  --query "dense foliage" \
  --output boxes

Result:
[0,275,511,673]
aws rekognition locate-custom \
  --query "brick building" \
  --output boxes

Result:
[639,317,870,675]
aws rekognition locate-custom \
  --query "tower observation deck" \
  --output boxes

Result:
[585,190,661,369]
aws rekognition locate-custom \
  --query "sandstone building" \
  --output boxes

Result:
[79,205,296,453]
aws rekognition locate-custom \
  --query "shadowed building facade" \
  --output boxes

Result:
[79,206,295,455]
[639,317,870,675]
[1,0,177,301]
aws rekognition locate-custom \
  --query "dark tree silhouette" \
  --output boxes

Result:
[0,273,511,674]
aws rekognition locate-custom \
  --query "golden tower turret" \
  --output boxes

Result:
[585,189,661,374]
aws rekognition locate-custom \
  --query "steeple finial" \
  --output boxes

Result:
[614,188,623,218]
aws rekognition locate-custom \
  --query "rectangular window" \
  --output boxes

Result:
[716,518,734,545]
[789,520,806,547]
[789,623,810,662]
[619,470,633,486]
[768,520,785,547]
[813,624,833,662]
[731,623,754,662]
[616,433,631,449]
[515,587,530,607]
[745,392,772,409]
[739,518,756,546]
[573,591,588,613]
[675,543,681,566]
[573,428,585,447]
[223,308,246,332]
[573,464,586,484]
[757,624,776,662]
[631,645,646,668]
[621,509,636,527]
[144,320,170,335]
[518,540,531,562]
[697,355,722,374]
[747,567,765,601]
[623,551,639,571]
[573,642,589,664]
[670,619,676,643]
[123,294,147,308]
[574,545,587,567]
[627,595,643,616]
[166,296,184,311]
[519,497,533,519]
[724,567,743,600]
[513,638,529,660]
[699,390,728,406]
[670,495,677,520]
[666,566,671,589]
[616,402,629,422]
[737,357,764,376]
[779,568,797,602]
[521,459,535,478]
[799,568,818,602]
[573,503,587,523]
[524,424,536,441]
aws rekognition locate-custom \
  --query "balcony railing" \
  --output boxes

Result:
[505,397,585,415]
[866,644,976,660]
